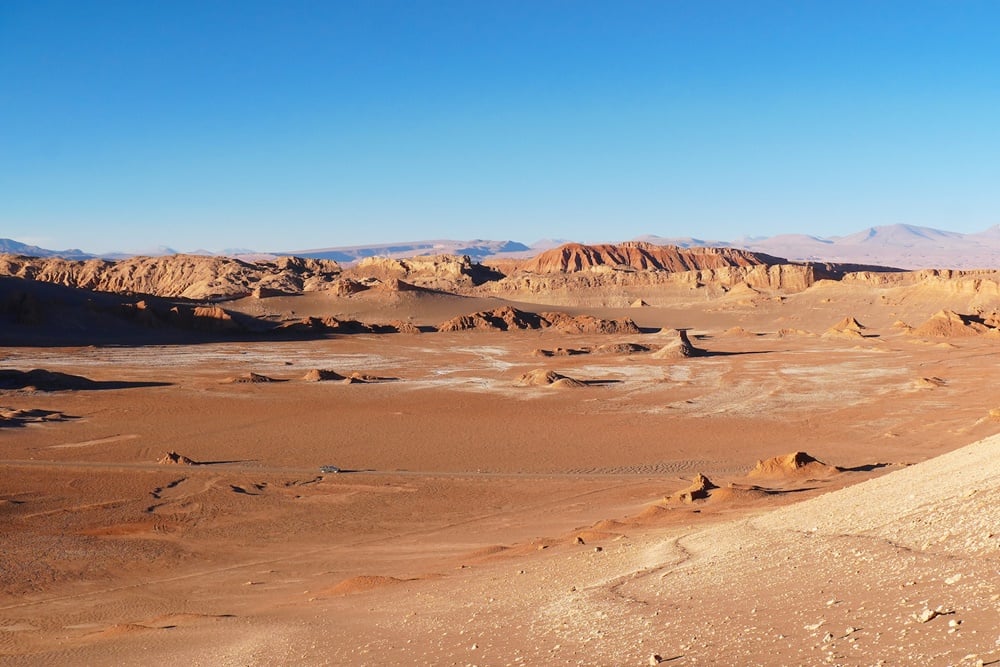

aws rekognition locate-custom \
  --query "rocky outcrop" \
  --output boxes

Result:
[438,306,546,332]
[514,369,585,388]
[651,329,703,359]
[667,473,718,503]
[909,310,997,338]
[477,263,824,300]
[348,254,502,290]
[0,253,342,301]
[158,451,198,465]
[437,307,640,334]
[823,316,868,339]
[540,312,641,335]
[485,245,904,301]
[519,242,781,274]
[841,269,1000,303]
[748,452,841,479]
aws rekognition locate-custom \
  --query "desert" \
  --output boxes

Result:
[8,4,1000,663]
[2,242,1000,665]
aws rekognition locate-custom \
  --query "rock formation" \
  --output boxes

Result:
[747,452,841,479]
[519,242,781,274]
[348,254,502,290]
[909,310,995,337]
[651,329,703,359]
[514,369,586,388]
[0,253,342,301]
[438,307,639,334]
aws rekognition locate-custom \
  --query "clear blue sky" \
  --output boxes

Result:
[2,1,999,254]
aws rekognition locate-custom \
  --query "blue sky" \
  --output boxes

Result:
[2,1,999,253]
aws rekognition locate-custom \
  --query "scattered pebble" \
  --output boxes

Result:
[914,607,952,623]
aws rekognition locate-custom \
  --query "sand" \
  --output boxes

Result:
[3,275,1000,665]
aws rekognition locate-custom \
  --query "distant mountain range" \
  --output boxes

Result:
[275,239,534,263]
[638,224,1000,269]
[0,238,94,261]
[4,224,1000,269]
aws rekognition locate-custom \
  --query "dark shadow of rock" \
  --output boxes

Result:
[0,369,172,392]
[840,462,893,473]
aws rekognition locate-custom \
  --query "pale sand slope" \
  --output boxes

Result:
[316,433,999,666]
[333,435,999,667]
[608,432,1000,665]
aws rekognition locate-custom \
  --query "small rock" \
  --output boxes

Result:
[649,655,663,665]
[915,608,938,623]
[575,536,586,545]
[594,546,603,552]
[944,573,962,585]
[822,632,834,643]
[844,626,857,636]
[948,619,961,628]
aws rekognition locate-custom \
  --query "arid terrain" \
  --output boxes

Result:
[3,243,1000,665]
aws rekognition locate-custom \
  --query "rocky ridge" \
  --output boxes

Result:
[437,306,640,334]
[6,242,1000,308]
[0,254,342,301]
[518,242,781,274]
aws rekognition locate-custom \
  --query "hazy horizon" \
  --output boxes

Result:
[8,221,1000,268]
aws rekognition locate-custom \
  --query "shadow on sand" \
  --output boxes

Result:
[840,462,893,473]
[0,369,172,391]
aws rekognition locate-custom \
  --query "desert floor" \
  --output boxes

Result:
[3,290,1000,666]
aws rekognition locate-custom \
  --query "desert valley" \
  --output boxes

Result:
[3,241,1000,666]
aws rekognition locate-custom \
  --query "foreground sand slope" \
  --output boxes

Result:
[22,434,996,666]
[15,436,1000,665]
[618,433,1000,665]
[296,435,1000,666]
